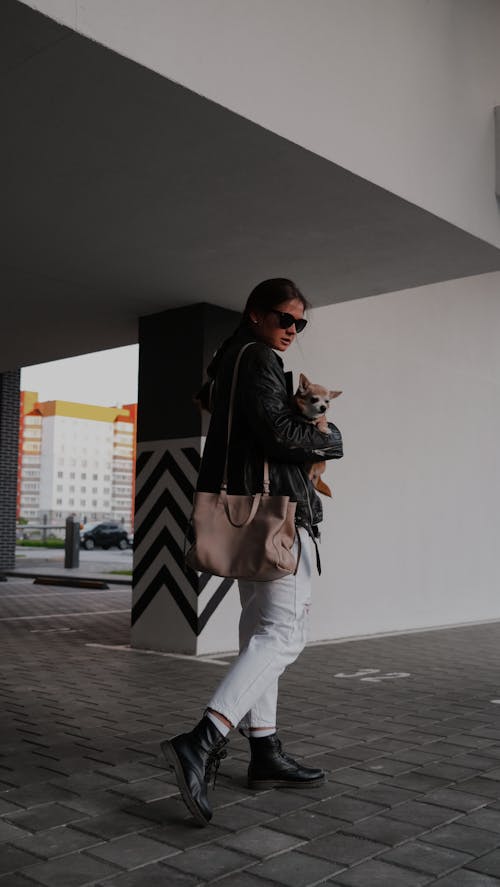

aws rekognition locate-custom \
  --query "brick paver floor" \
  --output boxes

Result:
[2,577,500,885]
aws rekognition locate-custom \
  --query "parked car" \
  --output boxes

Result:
[80,522,129,550]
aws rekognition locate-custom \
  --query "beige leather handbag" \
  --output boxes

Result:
[185,343,299,581]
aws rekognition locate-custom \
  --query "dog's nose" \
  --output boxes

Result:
[319,405,326,412]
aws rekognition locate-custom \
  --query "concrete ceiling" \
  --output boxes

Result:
[2,0,500,372]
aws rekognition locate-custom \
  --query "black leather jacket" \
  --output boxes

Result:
[196,321,343,535]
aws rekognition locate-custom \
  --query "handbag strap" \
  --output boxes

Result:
[221,342,270,495]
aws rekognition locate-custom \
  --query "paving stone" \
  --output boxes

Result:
[458,779,500,799]
[248,849,343,885]
[424,822,500,856]
[390,772,450,792]
[350,782,419,807]
[86,832,179,868]
[453,756,500,772]
[19,853,119,887]
[107,777,178,803]
[0,846,41,876]
[357,757,415,776]
[301,831,386,864]
[210,875,279,887]
[211,804,276,832]
[50,771,126,793]
[0,783,77,809]
[71,810,152,839]
[95,863,201,886]
[5,803,86,833]
[381,839,473,874]
[393,749,443,765]
[331,768,381,788]
[59,789,127,816]
[8,825,105,858]
[0,797,23,816]
[434,870,500,886]
[460,808,500,834]
[0,874,35,887]
[165,843,256,880]
[95,761,163,783]
[385,800,461,827]
[217,825,303,858]
[144,819,228,849]
[467,849,500,878]
[342,815,428,846]
[266,809,344,839]
[332,745,384,762]
[284,781,349,801]
[418,763,479,782]
[423,788,491,812]
[329,858,431,886]
[244,793,317,816]
[308,796,385,823]
[123,796,194,825]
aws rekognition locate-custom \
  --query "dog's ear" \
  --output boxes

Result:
[298,373,310,394]
[329,390,342,399]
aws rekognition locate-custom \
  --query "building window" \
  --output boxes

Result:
[104,474,110,481]
[81,500,86,507]
[92,487,98,494]
[56,485,63,492]
[56,499,62,505]
[92,474,98,481]
[69,472,75,479]
[69,498,74,506]
[92,499,98,507]
[103,488,110,495]
[81,486,86,493]
[69,486,75,493]
[81,473,86,480]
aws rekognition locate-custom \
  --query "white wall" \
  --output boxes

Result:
[24,0,500,246]
[184,270,500,654]
[283,270,500,641]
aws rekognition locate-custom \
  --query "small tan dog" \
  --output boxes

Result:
[294,373,342,497]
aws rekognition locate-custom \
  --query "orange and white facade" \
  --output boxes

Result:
[18,394,137,529]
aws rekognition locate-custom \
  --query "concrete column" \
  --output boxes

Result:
[0,370,21,574]
[131,303,240,653]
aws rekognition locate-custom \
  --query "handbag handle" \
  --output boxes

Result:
[222,491,262,527]
[221,342,270,496]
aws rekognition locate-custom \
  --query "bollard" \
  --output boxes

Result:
[64,516,80,569]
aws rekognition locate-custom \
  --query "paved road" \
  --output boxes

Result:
[14,546,133,581]
[16,546,133,565]
[2,576,500,885]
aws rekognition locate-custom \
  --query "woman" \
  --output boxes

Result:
[161,278,343,826]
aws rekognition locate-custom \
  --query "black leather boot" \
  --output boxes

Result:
[248,733,325,789]
[160,716,228,826]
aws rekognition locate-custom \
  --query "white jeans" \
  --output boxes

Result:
[207,528,312,729]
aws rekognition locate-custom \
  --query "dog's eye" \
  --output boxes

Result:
[311,397,319,404]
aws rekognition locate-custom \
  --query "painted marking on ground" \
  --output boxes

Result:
[334,668,411,682]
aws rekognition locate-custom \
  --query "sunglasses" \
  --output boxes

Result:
[268,310,308,333]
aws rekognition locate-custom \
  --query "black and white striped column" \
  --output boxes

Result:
[131,303,240,654]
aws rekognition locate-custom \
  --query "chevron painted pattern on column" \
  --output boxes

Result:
[132,438,234,635]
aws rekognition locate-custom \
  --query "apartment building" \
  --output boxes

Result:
[17,394,137,530]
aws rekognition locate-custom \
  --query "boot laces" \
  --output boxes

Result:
[205,744,227,788]
[274,737,298,767]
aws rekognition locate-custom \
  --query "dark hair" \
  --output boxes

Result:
[243,278,310,319]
